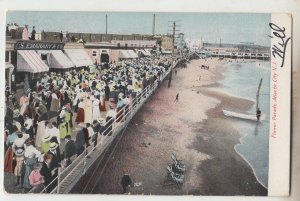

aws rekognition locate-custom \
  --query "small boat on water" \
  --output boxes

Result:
[223,68,264,121]
[222,109,265,121]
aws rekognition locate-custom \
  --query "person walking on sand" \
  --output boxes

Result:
[121,168,133,194]
[174,93,179,102]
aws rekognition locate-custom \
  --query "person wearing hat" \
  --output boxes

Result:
[10,131,26,185]
[76,99,85,124]
[64,106,73,130]
[35,120,47,148]
[14,148,25,187]
[121,168,133,194]
[104,107,116,136]
[14,114,24,131]
[5,125,18,148]
[104,83,110,101]
[41,132,51,154]
[27,88,34,106]
[92,95,101,122]
[28,162,44,190]
[40,154,56,192]
[4,132,16,174]
[30,96,40,130]
[24,114,34,139]
[23,138,41,190]
[19,93,29,116]
[84,96,93,124]
[99,90,106,112]
[50,91,59,112]
[48,122,60,145]
[45,91,52,111]
[63,135,76,167]
[59,117,70,140]
[75,127,85,156]
[47,142,61,171]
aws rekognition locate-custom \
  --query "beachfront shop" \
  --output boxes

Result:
[84,42,120,64]
[36,49,75,74]
[13,41,68,90]
[85,48,111,64]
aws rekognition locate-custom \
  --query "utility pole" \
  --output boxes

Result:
[105,14,108,34]
[152,14,156,36]
[168,21,177,88]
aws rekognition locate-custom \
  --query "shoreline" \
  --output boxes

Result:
[196,58,268,194]
[234,145,268,189]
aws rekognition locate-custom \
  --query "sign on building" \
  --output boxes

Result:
[15,41,65,50]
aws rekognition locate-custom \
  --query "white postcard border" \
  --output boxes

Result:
[268,13,291,196]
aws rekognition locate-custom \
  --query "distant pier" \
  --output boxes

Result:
[196,50,270,60]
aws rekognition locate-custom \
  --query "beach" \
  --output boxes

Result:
[72,58,268,195]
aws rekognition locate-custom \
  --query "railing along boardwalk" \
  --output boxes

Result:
[38,61,178,194]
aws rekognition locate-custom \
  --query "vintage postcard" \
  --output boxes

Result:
[2,11,291,196]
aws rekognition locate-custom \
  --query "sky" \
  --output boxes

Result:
[6,11,271,46]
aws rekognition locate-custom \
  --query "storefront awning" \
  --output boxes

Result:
[119,50,138,59]
[119,50,130,59]
[38,50,74,69]
[144,49,152,56]
[17,50,49,73]
[127,50,138,58]
[64,49,94,67]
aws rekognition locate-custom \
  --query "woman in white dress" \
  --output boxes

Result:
[35,120,46,147]
[84,97,93,124]
[50,92,59,111]
[19,94,29,116]
[92,96,101,121]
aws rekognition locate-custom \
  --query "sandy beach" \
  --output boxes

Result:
[71,58,267,195]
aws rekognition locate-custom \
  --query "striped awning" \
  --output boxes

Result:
[119,50,138,59]
[144,49,152,56]
[17,50,49,73]
[64,49,94,67]
[37,50,74,69]
[127,50,138,58]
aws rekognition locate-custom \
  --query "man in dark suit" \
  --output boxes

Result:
[47,142,61,171]
[63,135,76,167]
[45,91,52,111]
[40,154,55,192]
[75,129,85,156]
[121,168,133,194]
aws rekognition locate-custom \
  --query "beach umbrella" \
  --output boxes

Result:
[38,111,59,122]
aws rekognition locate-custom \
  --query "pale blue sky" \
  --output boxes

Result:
[6,11,271,46]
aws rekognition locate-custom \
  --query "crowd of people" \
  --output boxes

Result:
[4,55,172,193]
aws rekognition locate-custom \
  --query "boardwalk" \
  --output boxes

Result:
[71,58,267,195]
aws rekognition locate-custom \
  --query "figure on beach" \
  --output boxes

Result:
[121,168,133,194]
[256,108,261,121]
[174,93,179,102]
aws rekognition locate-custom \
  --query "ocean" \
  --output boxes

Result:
[218,61,270,188]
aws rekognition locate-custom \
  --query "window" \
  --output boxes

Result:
[92,50,97,57]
